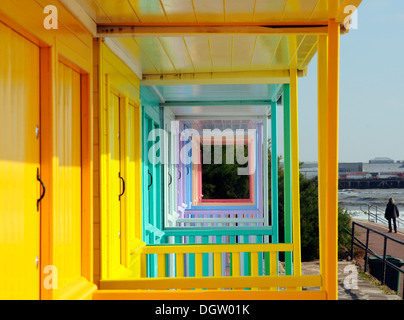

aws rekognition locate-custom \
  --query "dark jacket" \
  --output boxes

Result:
[385,202,400,219]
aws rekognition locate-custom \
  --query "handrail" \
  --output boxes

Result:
[99,275,321,291]
[143,242,292,254]
[360,204,403,229]
[348,221,404,297]
[101,240,315,291]
[139,242,293,287]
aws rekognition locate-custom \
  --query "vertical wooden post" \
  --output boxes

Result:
[317,34,328,291]
[283,84,293,275]
[270,100,279,276]
[325,19,340,300]
[290,68,302,280]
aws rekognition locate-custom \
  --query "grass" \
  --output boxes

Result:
[356,264,400,296]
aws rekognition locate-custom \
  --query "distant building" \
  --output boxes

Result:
[369,157,394,164]
[339,162,363,173]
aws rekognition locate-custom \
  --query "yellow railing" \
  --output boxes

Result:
[141,243,286,280]
[98,243,323,296]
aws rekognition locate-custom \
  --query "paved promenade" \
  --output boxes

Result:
[299,260,401,300]
[296,219,403,300]
[350,219,404,298]
[351,219,404,263]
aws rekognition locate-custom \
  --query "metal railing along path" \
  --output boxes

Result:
[347,221,404,298]
[360,204,403,230]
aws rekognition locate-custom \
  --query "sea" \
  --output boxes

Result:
[338,188,404,230]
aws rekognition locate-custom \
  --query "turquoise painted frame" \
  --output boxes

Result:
[141,87,164,277]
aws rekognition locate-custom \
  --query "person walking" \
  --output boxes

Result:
[385,197,400,233]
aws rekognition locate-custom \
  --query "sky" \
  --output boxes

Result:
[290,0,404,163]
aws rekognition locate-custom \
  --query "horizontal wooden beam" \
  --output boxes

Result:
[174,115,267,121]
[142,242,289,254]
[99,275,321,291]
[163,226,273,237]
[141,70,303,86]
[93,289,327,300]
[176,218,266,224]
[161,100,271,108]
[97,25,329,37]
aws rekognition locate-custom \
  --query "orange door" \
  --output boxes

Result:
[0,22,41,299]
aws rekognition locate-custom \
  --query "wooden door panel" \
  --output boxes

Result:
[55,61,82,289]
[0,22,40,299]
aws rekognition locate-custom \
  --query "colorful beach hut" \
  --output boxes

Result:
[0,0,362,300]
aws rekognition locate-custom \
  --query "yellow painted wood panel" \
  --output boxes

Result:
[95,0,140,23]
[310,0,330,22]
[225,0,256,22]
[160,0,195,23]
[97,40,142,280]
[0,22,40,299]
[108,91,122,273]
[270,35,290,70]
[130,102,142,241]
[82,0,339,24]
[102,44,141,104]
[282,0,321,21]
[183,36,212,73]
[77,0,111,23]
[158,254,166,278]
[209,35,232,72]
[192,0,224,23]
[126,102,142,248]
[158,37,195,73]
[56,61,82,291]
[231,35,256,71]
[108,38,148,75]
[128,0,167,23]
[253,0,288,22]
[0,0,92,72]
[250,35,280,70]
[134,37,176,74]
[297,35,318,69]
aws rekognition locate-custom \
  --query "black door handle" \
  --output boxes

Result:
[119,172,125,201]
[168,172,172,186]
[186,166,190,175]
[37,168,45,211]
[148,170,153,190]
[178,169,182,180]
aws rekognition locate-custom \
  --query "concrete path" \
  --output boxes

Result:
[299,260,401,300]
[293,218,404,300]
[350,219,404,298]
